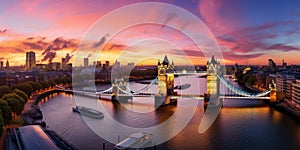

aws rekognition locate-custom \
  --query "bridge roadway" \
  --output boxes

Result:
[61,89,270,101]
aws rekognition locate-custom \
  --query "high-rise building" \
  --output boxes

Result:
[5,60,9,69]
[84,58,89,67]
[105,61,110,70]
[62,58,67,69]
[268,59,276,72]
[282,59,287,69]
[0,61,3,70]
[26,51,36,70]
[275,74,295,93]
[96,61,102,69]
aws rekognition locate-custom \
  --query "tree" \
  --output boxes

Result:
[2,93,25,105]
[40,81,49,90]
[27,81,39,92]
[11,83,34,97]
[0,86,11,98]
[48,80,56,88]
[0,110,4,137]
[13,89,29,103]
[0,99,12,125]
[7,98,24,116]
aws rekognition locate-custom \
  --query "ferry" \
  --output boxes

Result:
[72,105,104,118]
[114,132,153,150]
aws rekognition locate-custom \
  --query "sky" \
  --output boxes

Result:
[0,0,300,66]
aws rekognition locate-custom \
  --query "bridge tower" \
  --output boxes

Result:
[269,80,277,103]
[155,55,176,107]
[206,55,220,96]
[112,78,133,103]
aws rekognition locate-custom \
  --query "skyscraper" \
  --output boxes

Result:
[0,61,3,69]
[62,58,67,69]
[6,60,9,69]
[26,51,36,70]
[105,61,110,70]
[84,58,89,67]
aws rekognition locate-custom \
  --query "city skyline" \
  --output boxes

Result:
[1,1,300,66]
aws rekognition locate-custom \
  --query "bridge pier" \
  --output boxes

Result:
[203,94,223,110]
[117,95,133,103]
[154,95,177,107]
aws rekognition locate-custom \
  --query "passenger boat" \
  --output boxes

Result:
[72,105,104,118]
[114,132,153,150]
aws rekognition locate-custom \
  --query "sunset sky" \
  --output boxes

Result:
[1,0,300,66]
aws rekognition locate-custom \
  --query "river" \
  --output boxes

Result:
[39,75,300,150]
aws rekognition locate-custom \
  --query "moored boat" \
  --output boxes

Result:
[114,132,153,150]
[72,105,104,118]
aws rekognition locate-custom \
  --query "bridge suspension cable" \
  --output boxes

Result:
[96,87,113,94]
[128,77,158,94]
[217,75,270,97]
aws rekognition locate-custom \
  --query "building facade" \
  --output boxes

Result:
[292,80,300,108]
[26,51,36,70]
[206,55,220,95]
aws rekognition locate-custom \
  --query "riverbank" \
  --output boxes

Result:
[4,88,78,150]
[275,102,300,119]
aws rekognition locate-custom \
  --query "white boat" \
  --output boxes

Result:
[72,105,104,118]
[114,132,153,150]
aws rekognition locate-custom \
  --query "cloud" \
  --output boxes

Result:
[0,46,24,53]
[41,47,56,63]
[267,43,299,52]
[107,43,127,51]
[40,37,78,63]
[0,29,7,33]
[92,34,109,48]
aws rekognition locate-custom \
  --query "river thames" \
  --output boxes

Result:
[39,75,300,150]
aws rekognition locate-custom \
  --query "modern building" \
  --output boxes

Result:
[62,58,67,69]
[286,80,295,101]
[275,74,295,93]
[26,51,36,70]
[6,60,9,69]
[282,59,287,69]
[105,61,110,69]
[0,61,3,70]
[268,58,276,72]
[84,58,89,67]
[292,80,300,108]
[96,61,102,69]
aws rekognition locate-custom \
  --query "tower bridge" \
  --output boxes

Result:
[91,55,277,107]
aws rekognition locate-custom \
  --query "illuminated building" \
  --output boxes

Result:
[157,55,174,96]
[206,55,220,95]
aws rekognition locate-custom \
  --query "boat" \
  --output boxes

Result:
[72,106,104,118]
[174,83,191,90]
[114,132,153,150]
